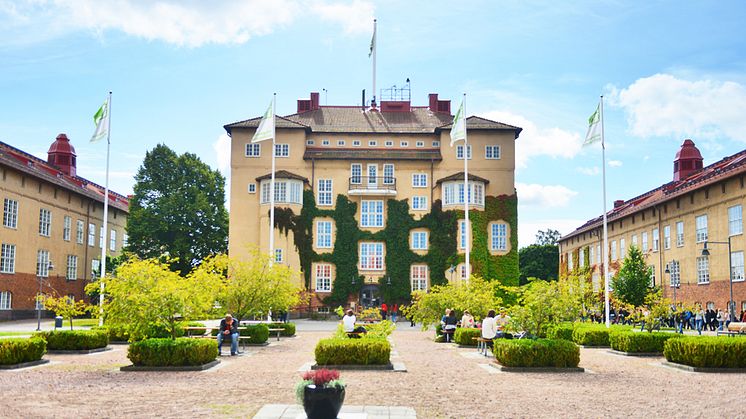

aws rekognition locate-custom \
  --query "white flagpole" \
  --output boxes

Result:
[600,95,610,328]
[463,93,470,281]
[372,19,377,107]
[269,93,277,265]
[99,91,111,327]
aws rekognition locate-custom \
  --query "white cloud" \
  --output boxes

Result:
[609,73,746,141]
[608,160,623,167]
[518,218,586,249]
[516,182,578,208]
[480,111,582,169]
[0,0,374,47]
[213,134,231,174]
[576,166,600,176]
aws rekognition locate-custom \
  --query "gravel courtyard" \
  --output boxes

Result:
[0,322,743,418]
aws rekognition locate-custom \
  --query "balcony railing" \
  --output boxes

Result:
[348,177,397,195]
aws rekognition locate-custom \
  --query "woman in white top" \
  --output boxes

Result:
[481,309,498,340]
[342,309,366,337]
[460,310,475,328]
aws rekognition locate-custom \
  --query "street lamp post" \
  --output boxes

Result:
[701,238,735,322]
[664,260,679,306]
[36,261,54,331]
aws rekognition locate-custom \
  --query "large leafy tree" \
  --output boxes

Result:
[126,144,228,275]
[612,245,652,307]
[508,277,581,337]
[519,244,559,284]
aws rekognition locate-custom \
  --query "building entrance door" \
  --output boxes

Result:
[360,284,380,308]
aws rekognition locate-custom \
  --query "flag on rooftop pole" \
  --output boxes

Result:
[90,97,110,143]
[252,96,277,261]
[450,98,466,146]
[450,95,470,281]
[252,100,275,143]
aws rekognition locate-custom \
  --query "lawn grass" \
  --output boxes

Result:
[0,331,30,337]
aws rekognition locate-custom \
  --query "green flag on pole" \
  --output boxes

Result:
[450,98,466,146]
[583,103,602,146]
[251,100,275,143]
[90,98,110,143]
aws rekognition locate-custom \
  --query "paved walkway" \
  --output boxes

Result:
[253,404,416,419]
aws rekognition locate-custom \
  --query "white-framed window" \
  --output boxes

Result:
[642,232,649,252]
[442,181,485,207]
[485,145,501,159]
[589,246,594,266]
[412,196,427,211]
[352,140,361,147]
[110,229,117,251]
[580,249,586,268]
[400,141,409,147]
[123,234,129,248]
[596,245,601,264]
[411,231,428,250]
[459,264,470,280]
[696,215,708,243]
[351,164,362,184]
[88,223,95,247]
[432,141,440,147]
[322,139,330,146]
[620,238,626,259]
[383,164,395,185]
[39,208,51,237]
[411,265,428,292]
[315,263,332,291]
[36,250,50,277]
[652,228,659,251]
[367,164,377,186]
[649,265,656,287]
[731,251,745,282]
[317,179,333,206]
[368,140,377,147]
[3,198,18,228]
[459,220,469,250]
[663,225,671,250]
[669,260,680,287]
[385,140,394,147]
[274,248,283,263]
[66,255,77,280]
[611,240,617,261]
[729,205,742,236]
[632,234,638,247]
[416,141,424,147]
[248,183,256,193]
[245,143,260,157]
[491,223,507,251]
[91,259,100,279]
[260,179,304,205]
[317,220,332,249]
[456,144,472,160]
[99,228,104,248]
[676,221,684,247]
[76,220,84,244]
[568,252,574,271]
[361,200,384,228]
[317,306,330,314]
[274,143,289,157]
[696,256,709,284]
[0,291,10,310]
[337,140,346,146]
[359,242,384,270]
[1,244,15,273]
[412,173,427,188]
[306,139,315,146]
[62,216,71,241]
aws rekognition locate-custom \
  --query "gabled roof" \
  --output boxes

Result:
[436,172,491,185]
[303,148,442,161]
[223,115,309,132]
[255,170,309,184]
[437,116,523,139]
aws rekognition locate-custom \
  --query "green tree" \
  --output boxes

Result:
[126,144,228,275]
[508,277,581,337]
[43,295,92,330]
[535,229,561,246]
[612,245,652,307]
[518,244,559,284]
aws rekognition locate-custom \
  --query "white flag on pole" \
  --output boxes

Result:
[583,103,602,146]
[450,98,466,146]
[252,101,275,143]
[90,98,110,143]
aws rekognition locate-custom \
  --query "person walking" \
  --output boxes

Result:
[695,307,705,335]
[391,303,398,323]
[716,309,725,331]
[380,302,388,321]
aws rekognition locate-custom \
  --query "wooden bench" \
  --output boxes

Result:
[184,327,252,352]
[717,322,746,336]
[441,327,456,342]
[268,328,284,341]
[473,337,491,356]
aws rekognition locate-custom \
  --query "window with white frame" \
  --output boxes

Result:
[246,183,256,194]
[596,245,601,264]
[36,250,50,277]
[1,244,15,273]
[611,240,617,261]
[383,164,395,185]
[316,220,332,249]
[412,196,427,211]
[361,200,384,228]
[260,179,304,205]
[306,139,315,146]
[385,140,394,147]
[88,223,95,247]
[110,229,117,251]
[696,256,709,284]
[337,140,346,146]
[676,221,684,247]
[2,198,18,228]
[274,248,283,263]
[400,141,409,147]
[731,251,744,282]
[123,234,128,248]
[411,265,428,291]
[485,145,501,159]
[459,220,469,250]
[315,264,332,291]
[245,143,260,157]
[76,220,84,244]
[359,242,383,270]
[412,173,427,188]
[649,265,655,287]
[411,231,428,250]
[729,205,742,236]
[99,227,104,248]
[456,144,472,160]
[322,139,330,146]
[61,216,70,241]
[642,232,649,252]
[491,223,507,251]
[274,143,289,157]
[460,264,469,280]
[432,141,440,147]
[367,165,377,185]
[317,306,330,313]
[663,226,670,249]
[669,260,680,287]
[589,246,594,265]
[66,255,77,280]
[620,238,626,259]
[579,248,585,268]
[92,259,100,279]
[352,140,361,147]
[632,234,638,247]
[0,291,10,310]
[39,208,51,237]
[696,215,708,242]
[416,141,424,147]
[652,228,659,251]
[368,140,377,147]
[442,181,485,207]
[351,164,362,184]
[568,252,574,271]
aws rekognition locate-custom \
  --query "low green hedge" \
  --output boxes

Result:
[547,323,575,341]
[454,328,482,346]
[34,330,108,350]
[493,339,580,368]
[571,324,631,346]
[315,338,390,365]
[128,338,218,366]
[0,338,47,365]
[212,323,269,344]
[91,325,130,342]
[664,336,746,368]
[610,331,677,353]
[268,322,296,336]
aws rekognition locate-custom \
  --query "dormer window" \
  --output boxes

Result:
[442,181,485,207]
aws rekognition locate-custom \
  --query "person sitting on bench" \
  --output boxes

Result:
[442,309,458,342]
[343,309,366,338]
[217,313,239,356]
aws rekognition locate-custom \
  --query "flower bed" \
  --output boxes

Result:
[0,338,46,365]
[609,331,677,354]
[34,330,108,350]
[128,338,218,367]
[664,336,746,368]
[454,328,481,346]
[315,338,390,366]
[493,339,580,368]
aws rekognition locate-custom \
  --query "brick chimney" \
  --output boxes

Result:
[428,93,451,114]
[614,200,625,209]
[297,92,321,113]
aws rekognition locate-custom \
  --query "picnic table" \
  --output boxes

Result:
[184,326,252,351]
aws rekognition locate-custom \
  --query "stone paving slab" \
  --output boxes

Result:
[252,404,417,419]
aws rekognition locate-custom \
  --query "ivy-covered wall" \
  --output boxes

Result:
[274,190,518,307]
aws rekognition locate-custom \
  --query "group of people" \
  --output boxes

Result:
[379,303,399,322]
[439,308,511,343]
[674,306,744,334]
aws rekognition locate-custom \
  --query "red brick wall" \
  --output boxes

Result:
[662,280,746,313]
[0,272,89,313]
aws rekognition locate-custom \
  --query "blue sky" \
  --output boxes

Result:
[2,0,746,247]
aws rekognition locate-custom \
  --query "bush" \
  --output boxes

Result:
[493,339,580,368]
[212,323,269,344]
[664,336,746,368]
[92,325,130,342]
[269,322,296,336]
[34,330,108,350]
[0,338,47,365]
[434,324,444,342]
[572,324,631,346]
[546,323,575,341]
[315,338,390,365]
[128,338,218,366]
[610,331,677,353]
[454,328,482,346]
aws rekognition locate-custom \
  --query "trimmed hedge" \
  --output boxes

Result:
[315,338,390,365]
[128,338,218,366]
[454,328,482,346]
[664,336,746,368]
[0,338,47,365]
[269,322,296,337]
[212,323,269,344]
[493,339,580,368]
[547,324,575,341]
[35,330,108,350]
[572,324,631,346]
[91,325,130,342]
[610,331,677,353]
